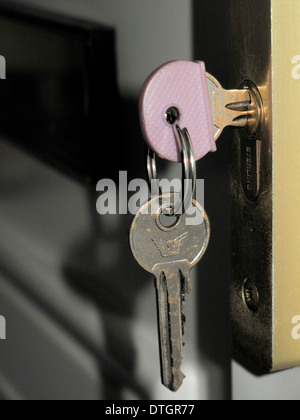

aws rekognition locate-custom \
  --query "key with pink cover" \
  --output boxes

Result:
[139,60,216,163]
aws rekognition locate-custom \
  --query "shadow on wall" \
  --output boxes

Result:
[62,98,152,400]
[193,0,232,400]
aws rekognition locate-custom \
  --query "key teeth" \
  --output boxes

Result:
[181,270,192,295]
[169,368,185,392]
[182,313,187,337]
[186,277,193,294]
[181,273,191,338]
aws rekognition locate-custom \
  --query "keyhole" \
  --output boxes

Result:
[243,278,260,312]
[159,213,179,228]
[156,208,181,232]
[164,106,181,125]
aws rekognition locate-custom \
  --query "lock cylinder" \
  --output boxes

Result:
[238,80,264,202]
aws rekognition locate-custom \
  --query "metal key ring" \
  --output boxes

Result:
[147,124,196,215]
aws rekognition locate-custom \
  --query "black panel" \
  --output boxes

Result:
[0,1,119,184]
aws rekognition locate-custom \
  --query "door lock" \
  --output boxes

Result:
[230,0,300,373]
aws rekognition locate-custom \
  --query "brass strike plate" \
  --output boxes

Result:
[229,0,300,372]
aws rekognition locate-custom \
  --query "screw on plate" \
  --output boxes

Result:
[243,278,260,312]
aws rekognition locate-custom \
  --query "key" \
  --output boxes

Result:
[139,60,255,163]
[130,193,210,392]
[206,72,250,141]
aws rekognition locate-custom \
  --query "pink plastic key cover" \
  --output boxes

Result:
[139,60,216,163]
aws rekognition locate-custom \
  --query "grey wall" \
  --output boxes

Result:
[0,0,299,401]
[21,0,193,97]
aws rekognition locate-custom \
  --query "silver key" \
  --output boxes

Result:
[130,193,210,392]
[206,73,251,141]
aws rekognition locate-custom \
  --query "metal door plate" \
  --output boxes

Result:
[230,0,300,372]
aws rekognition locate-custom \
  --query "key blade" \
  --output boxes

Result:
[155,272,173,390]
[206,73,251,141]
[155,267,186,392]
[215,88,250,131]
